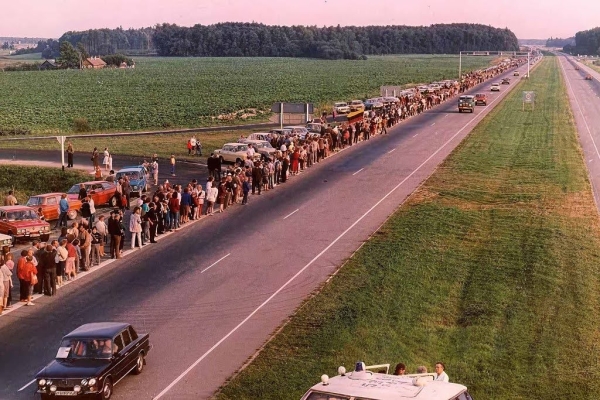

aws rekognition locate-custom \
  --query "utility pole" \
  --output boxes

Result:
[458,51,462,80]
[56,136,66,171]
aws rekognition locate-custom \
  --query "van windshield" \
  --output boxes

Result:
[305,393,350,400]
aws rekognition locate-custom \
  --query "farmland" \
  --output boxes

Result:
[0,55,496,135]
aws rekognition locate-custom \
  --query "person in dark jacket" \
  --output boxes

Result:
[251,162,263,195]
[145,203,158,243]
[41,245,57,296]
[107,212,122,259]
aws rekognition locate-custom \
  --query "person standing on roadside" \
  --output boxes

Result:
[95,215,107,256]
[241,176,250,205]
[129,207,143,249]
[108,212,122,259]
[4,190,17,206]
[1,255,12,312]
[252,162,263,195]
[56,240,68,287]
[66,142,74,168]
[78,225,91,271]
[168,192,180,230]
[103,148,110,170]
[146,202,158,243]
[170,154,176,176]
[151,160,159,185]
[92,147,99,170]
[90,226,102,266]
[41,244,57,296]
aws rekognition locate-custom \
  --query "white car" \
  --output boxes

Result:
[333,102,350,114]
[238,139,277,160]
[491,83,500,92]
[213,143,261,164]
[284,126,310,139]
[349,100,365,111]
[0,232,12,250]
[247,132,272,142]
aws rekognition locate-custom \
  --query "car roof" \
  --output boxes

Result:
[224,142,247,146]
[0,205,36,211]
[116,168,142,173]
[76,181,113,185]
[63,322,130,339]
[308,372,467,400]
[29,193,64,197]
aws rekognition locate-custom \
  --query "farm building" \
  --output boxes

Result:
[39,60,58,70]
[82,57,106,69]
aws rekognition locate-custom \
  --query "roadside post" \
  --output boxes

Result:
[56,135,66,171]
[522,91,535,111]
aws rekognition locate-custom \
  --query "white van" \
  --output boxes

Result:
[300,362,473,400]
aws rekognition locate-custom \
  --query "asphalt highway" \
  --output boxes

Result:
[557,54,600,207]
[0,63,533,400]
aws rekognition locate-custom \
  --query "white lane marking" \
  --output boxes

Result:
[152,84,507,400]
[431,122,436,126]
[444,114,449,118]
[352,168,364,176]
[387,148,397,154]
[283,209,299,220]
[413,134,418,138]
[200,253,231,274]
[18,379,36,392]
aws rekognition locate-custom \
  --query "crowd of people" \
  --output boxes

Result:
[0,59,527,316]
[392,361,450,382]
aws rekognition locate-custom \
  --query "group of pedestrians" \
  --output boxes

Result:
[392,361,450,382]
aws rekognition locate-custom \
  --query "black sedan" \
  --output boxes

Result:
[35,322,151,399]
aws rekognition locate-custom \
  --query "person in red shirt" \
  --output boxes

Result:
[18,251,38,306]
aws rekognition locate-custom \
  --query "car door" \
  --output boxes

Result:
[0,211,7,234]
[111,333,129,382]
[118,329,138,374]
[221,145,233,163]
[46,196,59,220]
[92,184,107,205]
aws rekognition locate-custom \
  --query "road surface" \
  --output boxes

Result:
[0,63,534,400]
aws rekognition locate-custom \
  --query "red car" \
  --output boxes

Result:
[0,205,51,243]
[26,193,81,221]
[474,93,487,106]
[67,181,118,207]
[585,75,593,81]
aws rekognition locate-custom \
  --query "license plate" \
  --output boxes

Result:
[55,391,77,396]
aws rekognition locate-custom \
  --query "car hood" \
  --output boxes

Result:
[6,220,48,228]
[36,359,111,379]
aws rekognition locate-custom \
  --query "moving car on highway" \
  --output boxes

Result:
[501,78,510,85]
[491,83,500,91]
[26,193,81,221]
[458,95,475,113]
[333,102,350,114]
[474,93,487,106]
[0,206,50,244]
[514,71,520,76]
[67,181,119,208]
[301,362,473,400]
[585,75,593,80]
[115,166,150,197]
[35,322,151,400]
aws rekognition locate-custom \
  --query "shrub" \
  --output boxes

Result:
[73,117,91,132]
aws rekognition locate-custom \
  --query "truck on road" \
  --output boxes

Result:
[458,95,475,113]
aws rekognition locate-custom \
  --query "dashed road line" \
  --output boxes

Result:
[283,209,300,220]
[352,168,364,176]
[201,253,231,274]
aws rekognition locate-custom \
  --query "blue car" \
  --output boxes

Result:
[115,165,149,197]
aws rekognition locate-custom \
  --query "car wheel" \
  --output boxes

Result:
[67,210,78,220]
[7,231,16,246]
[99,378,113,400]
[132,353,145,375]
[109,196,118,208]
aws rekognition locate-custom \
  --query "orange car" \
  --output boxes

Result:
[26,193,81,221]
[474,93,487,106]
[0,205,51,243]
[67,181,118,207]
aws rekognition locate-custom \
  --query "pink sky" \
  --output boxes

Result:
[1,0,597,39]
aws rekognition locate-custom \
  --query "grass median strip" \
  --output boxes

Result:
[215,57,600,399]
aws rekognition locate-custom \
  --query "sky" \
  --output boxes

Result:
[1,0,598,39]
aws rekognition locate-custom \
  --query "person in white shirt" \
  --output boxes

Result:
[434,362,449,382]
[190,136,197,155]
[88,197,96,226]
[246,144,255,160]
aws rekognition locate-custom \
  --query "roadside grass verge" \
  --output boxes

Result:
[0,166,90,204]
[215,57,600,399]
[0,130,260,163]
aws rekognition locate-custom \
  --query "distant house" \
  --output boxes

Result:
[39,60,58,70]
[82,57,106,69]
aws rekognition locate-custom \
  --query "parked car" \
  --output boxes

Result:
[349,100,365,111]
[213,143,261,164]
[474,93,487,106]
[27,193,81,221]
[284,126,310,139]
[458,95,475,113]
[0,206,50,244]
[306,122,327,134]
[238,139,278,160]
[269,128,293,137]
[491,83,501,91]
[364,98,384,110]
[333,102,350,114]
[0,232,13,254]
[67,181,119,208]
[115,166,149,197]
[247,132,273,142]
[382,96,400,105]
[35,322,151,400]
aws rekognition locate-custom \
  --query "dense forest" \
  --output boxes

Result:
[546,37,574,48]
[49,23,517,60]
[563,27,600,55]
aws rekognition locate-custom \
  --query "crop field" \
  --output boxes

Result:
[0,55,496,134]
[216,58,600,399]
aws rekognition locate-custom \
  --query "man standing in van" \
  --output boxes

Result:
[434,362,449,382]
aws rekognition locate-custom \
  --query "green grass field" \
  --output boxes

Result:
[215,57,600,399]
[0,55,495,134]
[0,166,90,204]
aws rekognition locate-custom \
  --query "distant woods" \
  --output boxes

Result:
[35,23,520,60]
[563,27,600,56]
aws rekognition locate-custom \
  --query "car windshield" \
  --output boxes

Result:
[5,210,39,221]
[26,197,43,206]
[117,171,140,180]
[58,338,114,359]
[67,184,87,194]
[256,142,272,149]
[305,393,350,400]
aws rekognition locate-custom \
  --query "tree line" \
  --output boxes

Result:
[546,37,574,48]
[563,27,600,55]
[53,23,518,60]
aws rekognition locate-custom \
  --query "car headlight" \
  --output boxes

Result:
[17,229,26,234]
[74,385,81,393]
[132,185,138,190]
[81,379,88,386]
[50,385,57,392]
[88,378,97,386]
[38,379,46,386]
[2,239,10,245]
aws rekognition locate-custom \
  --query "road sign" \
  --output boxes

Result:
[523,91,535,103]
[271,103,314,114]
